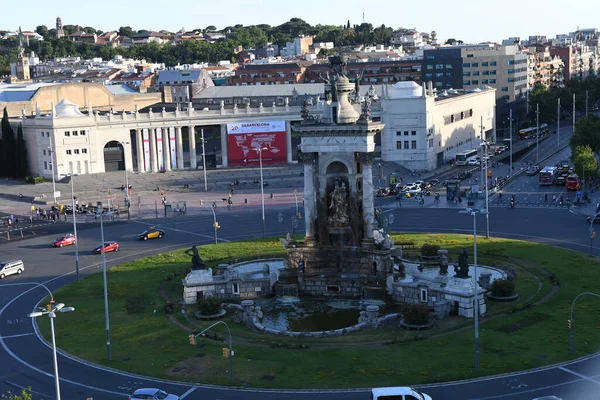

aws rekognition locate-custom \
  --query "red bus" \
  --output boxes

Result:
[566,174,581,191]
[539,166,557,185]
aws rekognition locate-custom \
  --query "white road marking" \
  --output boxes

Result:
[559,366,600,384]
[130,220,231,242]
[1,332,35,339]
[180,387,197,398]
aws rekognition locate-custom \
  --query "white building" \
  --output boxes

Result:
[380,81,496,171]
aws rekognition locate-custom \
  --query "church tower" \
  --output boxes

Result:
[56,17,65,38]
[15,27,30,81]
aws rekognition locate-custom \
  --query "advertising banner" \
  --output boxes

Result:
[169,127,177,169]
[226,121,287,167]
[156,128,164,171]
[142,129,150,172]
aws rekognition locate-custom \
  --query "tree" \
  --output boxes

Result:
[0,387,32,399]
[36,25,49,39]
[15,124,29,178]
[1,107,16,178]
[118,26,135,38]
[571,114,600,154]
[205,25,217,32]
[571,145,598,180]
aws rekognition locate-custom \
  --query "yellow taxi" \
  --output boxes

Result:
[137,227,165,241]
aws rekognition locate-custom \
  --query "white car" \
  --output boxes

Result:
[467,159,480,166]
[371,386,432,400]
[128,388,179,400]
[405,186,422,195]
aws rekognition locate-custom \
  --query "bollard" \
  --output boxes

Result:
[270,193,274,199]
[199,199,203,205]
[20,228,23,238]
[244,198,248,204]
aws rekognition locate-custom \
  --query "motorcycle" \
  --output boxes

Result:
[510,199,515,208]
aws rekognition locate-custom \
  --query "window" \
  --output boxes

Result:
[411,140,417,149]
[426,64,433,70]
[420,288,428,303]
[490,61,497,66]
[436,72,444,78]
[508,60,515,65]
[489,79,496,84]
[426,55,435,60]
[64,131,70,137]
[428,138,434,148]
[44,161,47,169]
[490,70,497,75]
[502,87,509,92]
[462,62,471,68]
[471,62,479,67]
[472,80,479,84]
[82,148,87,154]
[508,77,514,82]
[43,150,46,156]
[435,64,444,69]
[396,141,402,150]
[451,115,455,123]
[72,131,78,136]
[404,141,409,149]
[482,79,489,84]
[74,149,80,154]
[396,131,402,136]
[66,150,72,155]
[470,109,473,116]
[482,62,489,67]
[462,72,470,76]
[232,283,239,295]
[463,80,471,85]
[445,64,453,69]
[446,72,452,77]
[467,54,473,58]
[502,95,510,100]
[508,69,515,74]
[40,132,44,137]
[482,70,489,75]
[424,73,432,79]
[46,132,50,137]
[473,71,480,76]
[411,130,416,136]
[434,81,443,87]
[80,130,86,136]
[404,131,409,136]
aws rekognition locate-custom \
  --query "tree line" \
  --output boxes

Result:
[0,108,29,179]
[0,18,421,75]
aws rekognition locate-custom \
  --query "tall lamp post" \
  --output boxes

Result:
[588,212,599,256]
[28,301,75,400]
[119,141,130,220]
[459,207,488,372]
[48,145,57,205]
[210,201,219,244]
[96,202,112,361]
[536,103,540,164]
[254,147,268,238]
[201,129,208,192]
[480,141,490,239]
[509,109,513,176]
[61,173,80,283]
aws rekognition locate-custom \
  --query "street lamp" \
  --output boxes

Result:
[254,147,268,238]
[569,292,600,354]
[480,141,490,239]
[588,212,599,256]
[28,300,75,400]
[194,321,234,384]
[210,201,219,244]
[459,207,488,372]
[536,103,540,164]
[48,145,57,205]
[119,141,131,220]
[96,202,112,361]
[61,173,80,283]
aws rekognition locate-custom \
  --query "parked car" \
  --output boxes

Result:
[0,260,24,279]
[371,386,432,400]
[467,159,480,166]
[138,227,165,241]
[128,388,179,400]
[92,241,120,254]
[526,166,541,176]
[52,233,76,248]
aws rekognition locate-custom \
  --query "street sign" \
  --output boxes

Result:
[53,191,61,198]
[106,195,116,200]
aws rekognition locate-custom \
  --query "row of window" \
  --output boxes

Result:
[425,64,454,70]
[396,140,418,150]
[463,70,497,76]
[463,61,497,67]
[396,130,417,136]
[64,130,87,137]
[444,109,474,125]
[65,148,88,155]
[464,79,497,85]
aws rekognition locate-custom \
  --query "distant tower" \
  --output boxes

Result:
[15,27,30,81]
[56,17,64,38]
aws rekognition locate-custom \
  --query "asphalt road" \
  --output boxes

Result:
[2,203,600,399]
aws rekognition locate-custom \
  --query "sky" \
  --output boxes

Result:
[2,0,599,44]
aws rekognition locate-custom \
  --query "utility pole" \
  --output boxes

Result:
[536,103,539,164]
[509,109,513,176]
[573,93,576,134]
[557,98,560,150]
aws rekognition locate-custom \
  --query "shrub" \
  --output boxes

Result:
[197,297,222,315]
[402,304,431,325]
[124,296,145,314]
[24,176,45,184]
[420,244,440,257]
[491,278,516,297]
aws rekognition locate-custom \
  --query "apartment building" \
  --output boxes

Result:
[526,46,565,89]
[156,69,214,103]
[306,59,422,85]
[226,61,312,85]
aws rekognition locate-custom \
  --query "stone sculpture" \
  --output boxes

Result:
[454,248,470,278]
[185,245,205,270]
[328,181,349,225]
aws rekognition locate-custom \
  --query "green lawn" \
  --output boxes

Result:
[38,234,600,389]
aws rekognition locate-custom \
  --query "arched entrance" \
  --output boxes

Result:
[104,141,125,172]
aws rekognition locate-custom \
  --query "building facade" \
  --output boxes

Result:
[380,81,496,171]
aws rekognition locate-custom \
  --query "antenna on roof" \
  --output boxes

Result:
[362,12,365,24]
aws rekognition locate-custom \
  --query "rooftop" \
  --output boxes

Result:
[0,82,60,102]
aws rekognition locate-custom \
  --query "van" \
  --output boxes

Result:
[371,386,432,400]
[0,260,24,279]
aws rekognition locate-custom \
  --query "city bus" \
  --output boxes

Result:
[519,127,537,140]
[455,149,479,166]
[566,174,581,191]
[539,166,558,185]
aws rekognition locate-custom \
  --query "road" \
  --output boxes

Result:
[2,206,600,400]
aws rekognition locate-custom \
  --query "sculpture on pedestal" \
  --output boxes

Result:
[185,245,205,270]
[328,181,349,225]
[454,248,470,278]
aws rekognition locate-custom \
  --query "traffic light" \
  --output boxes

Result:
[222,347,230,358]
[567,319,572,330]
[47,304,52,312]
[297,213,302,219]
[188,334,196,346]
[214,222,220,229]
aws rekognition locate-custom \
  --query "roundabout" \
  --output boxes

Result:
[2,207,600,399]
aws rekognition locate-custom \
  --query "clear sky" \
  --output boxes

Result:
[3,0,599,44]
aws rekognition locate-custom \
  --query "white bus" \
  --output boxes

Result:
[455,149,479,166]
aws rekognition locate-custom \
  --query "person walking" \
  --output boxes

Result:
[544,193,548,203]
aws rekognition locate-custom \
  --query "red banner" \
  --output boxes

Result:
[227,130,287,166]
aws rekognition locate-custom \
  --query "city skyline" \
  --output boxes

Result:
[3,0,600,45]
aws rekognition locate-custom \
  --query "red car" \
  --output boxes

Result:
[52,233,76,248]
[92,241,120,254]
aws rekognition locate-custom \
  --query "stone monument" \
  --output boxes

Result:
[185,245,205,270]
[283,55,392,298]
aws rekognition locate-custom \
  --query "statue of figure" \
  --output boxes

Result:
[185,245,205,270]
[454,248,470,278]
[328,181,349,225]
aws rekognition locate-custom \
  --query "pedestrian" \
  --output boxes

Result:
[28,216,32,225]
[116,208,120,218]
[553,194,557,203]
[544,193,548,203]
[7,218,12,227]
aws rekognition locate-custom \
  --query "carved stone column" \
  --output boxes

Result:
[220,124,228,167]
[176,127,184,170]
[360,152,375,240]
[300,152,316,244]
[285,121,293,163]
[149,128,158,172]
[163,126,172,172]
[189,125,196,169]
[135,129,144,173]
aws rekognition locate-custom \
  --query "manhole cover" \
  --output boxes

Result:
[262,375,276,381]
